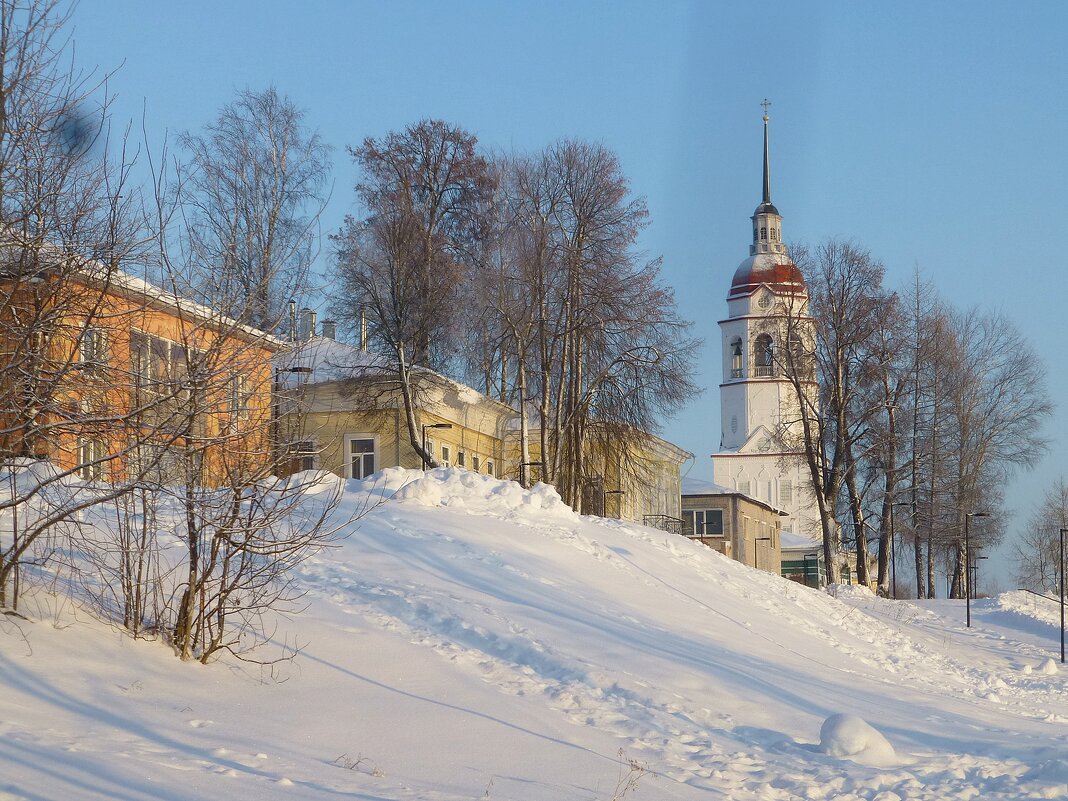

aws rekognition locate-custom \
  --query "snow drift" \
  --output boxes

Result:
[3,468,1068,800]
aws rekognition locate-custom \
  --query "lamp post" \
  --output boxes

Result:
[421,423,452,470]
[603,489,624,519]
[891,501,914,600]
[803,552,818,588]
[965,511,989,628]
[1060,528,1066,663]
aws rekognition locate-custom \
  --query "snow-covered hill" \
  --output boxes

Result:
[3,468,1068,800]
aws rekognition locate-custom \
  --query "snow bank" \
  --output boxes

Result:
[391,467,576,519]
[818,714,897,766]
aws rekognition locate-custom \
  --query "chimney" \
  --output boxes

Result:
[320,319,337,340]
[299,308,317,340]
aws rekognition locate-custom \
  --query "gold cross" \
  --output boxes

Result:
[761,98,771,119]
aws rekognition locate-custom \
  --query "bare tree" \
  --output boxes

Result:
[0,0,150,609]
[1014,478,1068,594]
[331,118,496,468]
[941,307,1050,598]
[779,240,891,585]
[179,87,331,333]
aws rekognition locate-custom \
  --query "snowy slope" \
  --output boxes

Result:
[3,468,1068,800]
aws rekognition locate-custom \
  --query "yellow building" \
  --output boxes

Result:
[276,329,692,526]
[276,334,514,480]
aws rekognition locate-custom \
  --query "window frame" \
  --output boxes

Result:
[344,433,378,480]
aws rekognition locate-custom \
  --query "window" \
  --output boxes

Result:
[457,451,466,468]
[753,227,759,242]
[486,460,494,477]
[730,338,743,379]
[134,443,198,486]
[229,374,251,421]
[779,480,793,504]
[441,445,451,467]
[346,436,376,480]
[754,333,774,377]
[288,440,317,472]
[80,328,108,367]
[472,455,481,472]
[131,331,191,394]
[760,226,767,241]
[77,438,106,480]
[737,480,751,496]
[683,508,724,536]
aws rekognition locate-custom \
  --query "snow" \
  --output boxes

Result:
[4,468,1068,800]
[819,714,898,767]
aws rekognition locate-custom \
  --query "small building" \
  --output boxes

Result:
[680,478,784,574]
[780,532,825,588]
[275,332,515,480]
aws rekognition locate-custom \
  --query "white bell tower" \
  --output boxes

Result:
[712,101,818,538]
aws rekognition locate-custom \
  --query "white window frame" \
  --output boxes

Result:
[472,455,481,472]
[440,444,451,468]
[457,450,466,468]
[486,459,494,477]
[77,437,106,481]
[80,327,108,367]
[344,433,379,480]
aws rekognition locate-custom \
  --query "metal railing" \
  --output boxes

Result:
[643,515,682,536]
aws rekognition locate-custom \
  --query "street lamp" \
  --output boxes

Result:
[892,501,914,600]
[421,423,452,470]
[803,552,819,588]
[965,511,989,628]
[603,489,624,519]
[1060,528,1066,663]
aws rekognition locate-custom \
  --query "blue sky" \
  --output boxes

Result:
[70,1,1068,592]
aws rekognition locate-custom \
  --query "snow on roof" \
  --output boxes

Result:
[780,529,822,551]
[682,477,733,495]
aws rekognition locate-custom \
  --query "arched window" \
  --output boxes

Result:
[753,227,759,242]
[754,334,774,377]
[730,338,743,378]
[760,226,767,241]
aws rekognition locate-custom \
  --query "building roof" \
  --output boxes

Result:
[681,477,788,516]
[729,253,807,298]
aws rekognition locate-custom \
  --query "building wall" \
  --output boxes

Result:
[1,275,277,486]
[283,379,512,479]
[682,493,782,574]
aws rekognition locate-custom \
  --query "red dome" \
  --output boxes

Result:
[729,253,806,298]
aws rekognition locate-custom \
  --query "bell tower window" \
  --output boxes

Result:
[754,334,774,377]
[730,338,743,379]
[760,227,767,241]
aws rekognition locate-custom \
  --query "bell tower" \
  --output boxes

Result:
[712,101,816,537]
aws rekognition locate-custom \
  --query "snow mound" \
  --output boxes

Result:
[1037,658,1060,675]
[819,713,897,766]
[391,467,575,518]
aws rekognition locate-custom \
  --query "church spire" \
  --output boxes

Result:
[750,99,785,257]
[762,98,772,205]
